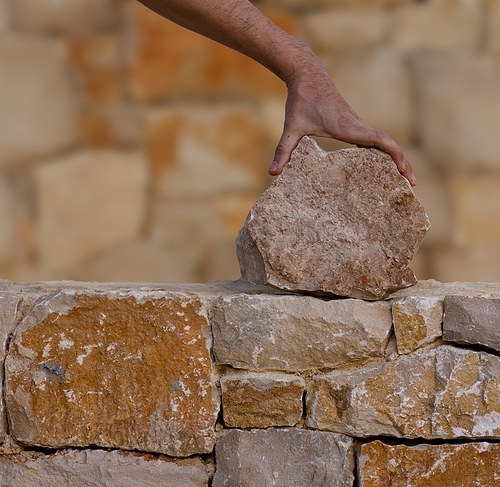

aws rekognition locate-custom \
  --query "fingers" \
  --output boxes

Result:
[268,130,302,176]
[352,125,417,186]
[371,131,417,186]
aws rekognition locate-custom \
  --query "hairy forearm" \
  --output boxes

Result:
[137,0,323,86]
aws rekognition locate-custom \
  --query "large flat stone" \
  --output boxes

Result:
[5,289,219,456]
[392,295,442,354]
[236,136,430,300]
[221,373,304,428]
[212,294,392,371]
[0,39,77,165]
[443,295,500,353]
[307,345,500,439]
[212,429,354,487]
[358,440,500,487]
[0,449,208,487]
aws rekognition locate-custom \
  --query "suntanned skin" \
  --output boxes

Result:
[137,0,417,186]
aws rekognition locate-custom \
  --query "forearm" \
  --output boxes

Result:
[137,0,324,86]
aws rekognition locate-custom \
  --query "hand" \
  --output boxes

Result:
[268,67,417,186]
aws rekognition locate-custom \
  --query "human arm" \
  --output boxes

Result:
[137,0,417,185]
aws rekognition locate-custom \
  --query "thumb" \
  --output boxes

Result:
[268,130,302,176]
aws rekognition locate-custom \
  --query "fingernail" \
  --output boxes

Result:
[269,161,279,173]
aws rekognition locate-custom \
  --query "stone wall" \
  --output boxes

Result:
[1,279,500,485]
[1,0,500,283]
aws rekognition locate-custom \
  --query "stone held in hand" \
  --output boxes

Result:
[236,136,430,300]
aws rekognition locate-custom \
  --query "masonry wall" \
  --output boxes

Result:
[1,0,500,283]
[1,279,500,486]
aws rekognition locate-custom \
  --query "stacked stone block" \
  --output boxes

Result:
[0,279,500,485]
[0,0,499,283]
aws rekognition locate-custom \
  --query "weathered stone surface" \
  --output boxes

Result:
[5,290,219,456]
[213,294,392,371]
[237,137,430,300]
[413,53,500,172]
[0,39,77,165]
[444,296,500,353]
[392,296,442,354]
[0,293,21,441]
[34,150,147,274]
[307,344,500,439]
[221,373,304,428]
[358,440,500,487]
[390,279,500,301]
[0,449,208,487]
[11,0,120,34]
[213,429,354,487]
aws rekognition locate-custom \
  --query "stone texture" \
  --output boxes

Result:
[390,279,500,301]
[212,429,354,487]
[0,449,208,487]
[389,0,482,54]
[11,0,121,34]
[237,137,430,300]
[0,293,21,442]
[220,373,305,428]
[145,105,268,199]
[307,345,500,439]
[301,9,388,52]
[0,39,77,165]
[443,296,500,353]
[392,296,443,354]
[213,294,392,371]
[4,290,219,456]
[33,150,147,274]
[358,440,500,487]
[413,53,500,172]
[126,2,294,102]
[450,174,500,246]
[324,49,412,146]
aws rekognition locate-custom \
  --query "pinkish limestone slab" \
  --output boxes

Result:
[236,136,430,300]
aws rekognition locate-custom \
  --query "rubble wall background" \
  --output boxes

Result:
[0,279,500,486]
[1,0,500,283]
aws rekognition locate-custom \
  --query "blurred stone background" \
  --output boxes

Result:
[0,0,499,283]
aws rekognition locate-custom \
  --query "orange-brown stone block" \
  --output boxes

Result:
[69,36,122,104]
[5,290,219,457]
[126,3,295,102]
[221,373,305,428]
[359,440,500,487]
[145,105,269,199]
